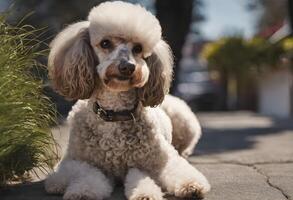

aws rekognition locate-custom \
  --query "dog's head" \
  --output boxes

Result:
[48,1,173,107]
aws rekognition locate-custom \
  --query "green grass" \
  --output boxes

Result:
[0,14,58,184]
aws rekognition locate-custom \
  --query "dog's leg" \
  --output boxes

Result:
[124,168,164,200]
[45,159,113,200]
[157,140,210,199]
[45,159,76,194]
[63,173,113,200]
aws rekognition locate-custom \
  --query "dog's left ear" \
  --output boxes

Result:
[138,40,173,107]
[48,21,98,100]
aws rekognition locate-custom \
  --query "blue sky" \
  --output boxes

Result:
[200,0,257,40]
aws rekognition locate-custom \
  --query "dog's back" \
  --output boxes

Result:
[161,95,202,157]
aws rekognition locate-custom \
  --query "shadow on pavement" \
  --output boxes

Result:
[1,181,61,200]
[196,117,293,155]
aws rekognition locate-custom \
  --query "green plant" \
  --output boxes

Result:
[201,36,252,74]
[247,37,284,72]
[201,35,289,110]
[0,14,58,184]
[282,37,293,69]
[282,37,293,52]
[201,36,286,74]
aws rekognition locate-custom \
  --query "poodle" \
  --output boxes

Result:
[45,1,210,200]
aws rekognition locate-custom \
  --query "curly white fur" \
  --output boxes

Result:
[88,1,161,57]
[124,168,164,200]
[45,1,210,200]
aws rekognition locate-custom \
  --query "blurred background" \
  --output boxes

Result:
[1,0,293,195]
[1,0,292,117]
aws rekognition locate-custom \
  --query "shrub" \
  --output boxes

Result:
[200,35,289,110]
[0,14,58,184]
[200,37,252,74]
[201,36,286,74]
[246,37,284,72]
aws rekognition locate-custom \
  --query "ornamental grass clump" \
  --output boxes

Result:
[0,15,58,184]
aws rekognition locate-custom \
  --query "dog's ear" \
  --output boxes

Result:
[48,21,98,100]
[138,40,173,107]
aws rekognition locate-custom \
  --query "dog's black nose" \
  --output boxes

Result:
[118,60,135,76]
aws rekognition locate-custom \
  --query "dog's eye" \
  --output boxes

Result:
[100,39,112,49]
[132,44,143,54]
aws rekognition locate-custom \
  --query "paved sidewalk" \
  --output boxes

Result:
[1,112,293,200]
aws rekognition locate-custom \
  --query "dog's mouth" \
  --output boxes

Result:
[115,76,131,81]
[102,64,146,91]
[103,73,145,91]
[103,75,134,92]
[105,75,132,83]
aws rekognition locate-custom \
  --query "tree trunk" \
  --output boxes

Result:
[155,0,193,94]
[227,73,237,110]
[236,73,258,111]
[220,70,228,110]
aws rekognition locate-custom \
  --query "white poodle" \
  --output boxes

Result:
[45,1,210,200]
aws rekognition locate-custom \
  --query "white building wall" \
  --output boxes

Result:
[259,68,292,118]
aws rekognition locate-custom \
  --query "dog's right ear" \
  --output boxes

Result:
[138,40,173,107]
[48,21,98,100]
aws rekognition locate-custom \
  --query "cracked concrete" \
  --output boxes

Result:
[1,112,293,200]
[255,163,293,200]
[253,165,290,200]
[192,112,293,200]
[196,163,287,200]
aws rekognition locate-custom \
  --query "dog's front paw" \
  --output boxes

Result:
[45,183,65,195]
[63,191,97,200]
[130,194,157,200]
[63,182,101,200]
[175,182,206,199]
[44,173,66,194]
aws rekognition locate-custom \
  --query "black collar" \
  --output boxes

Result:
[93,101,138,122]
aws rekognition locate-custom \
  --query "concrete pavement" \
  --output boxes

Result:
[1,112,293,200]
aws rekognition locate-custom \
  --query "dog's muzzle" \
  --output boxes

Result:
[118,58,135,77]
